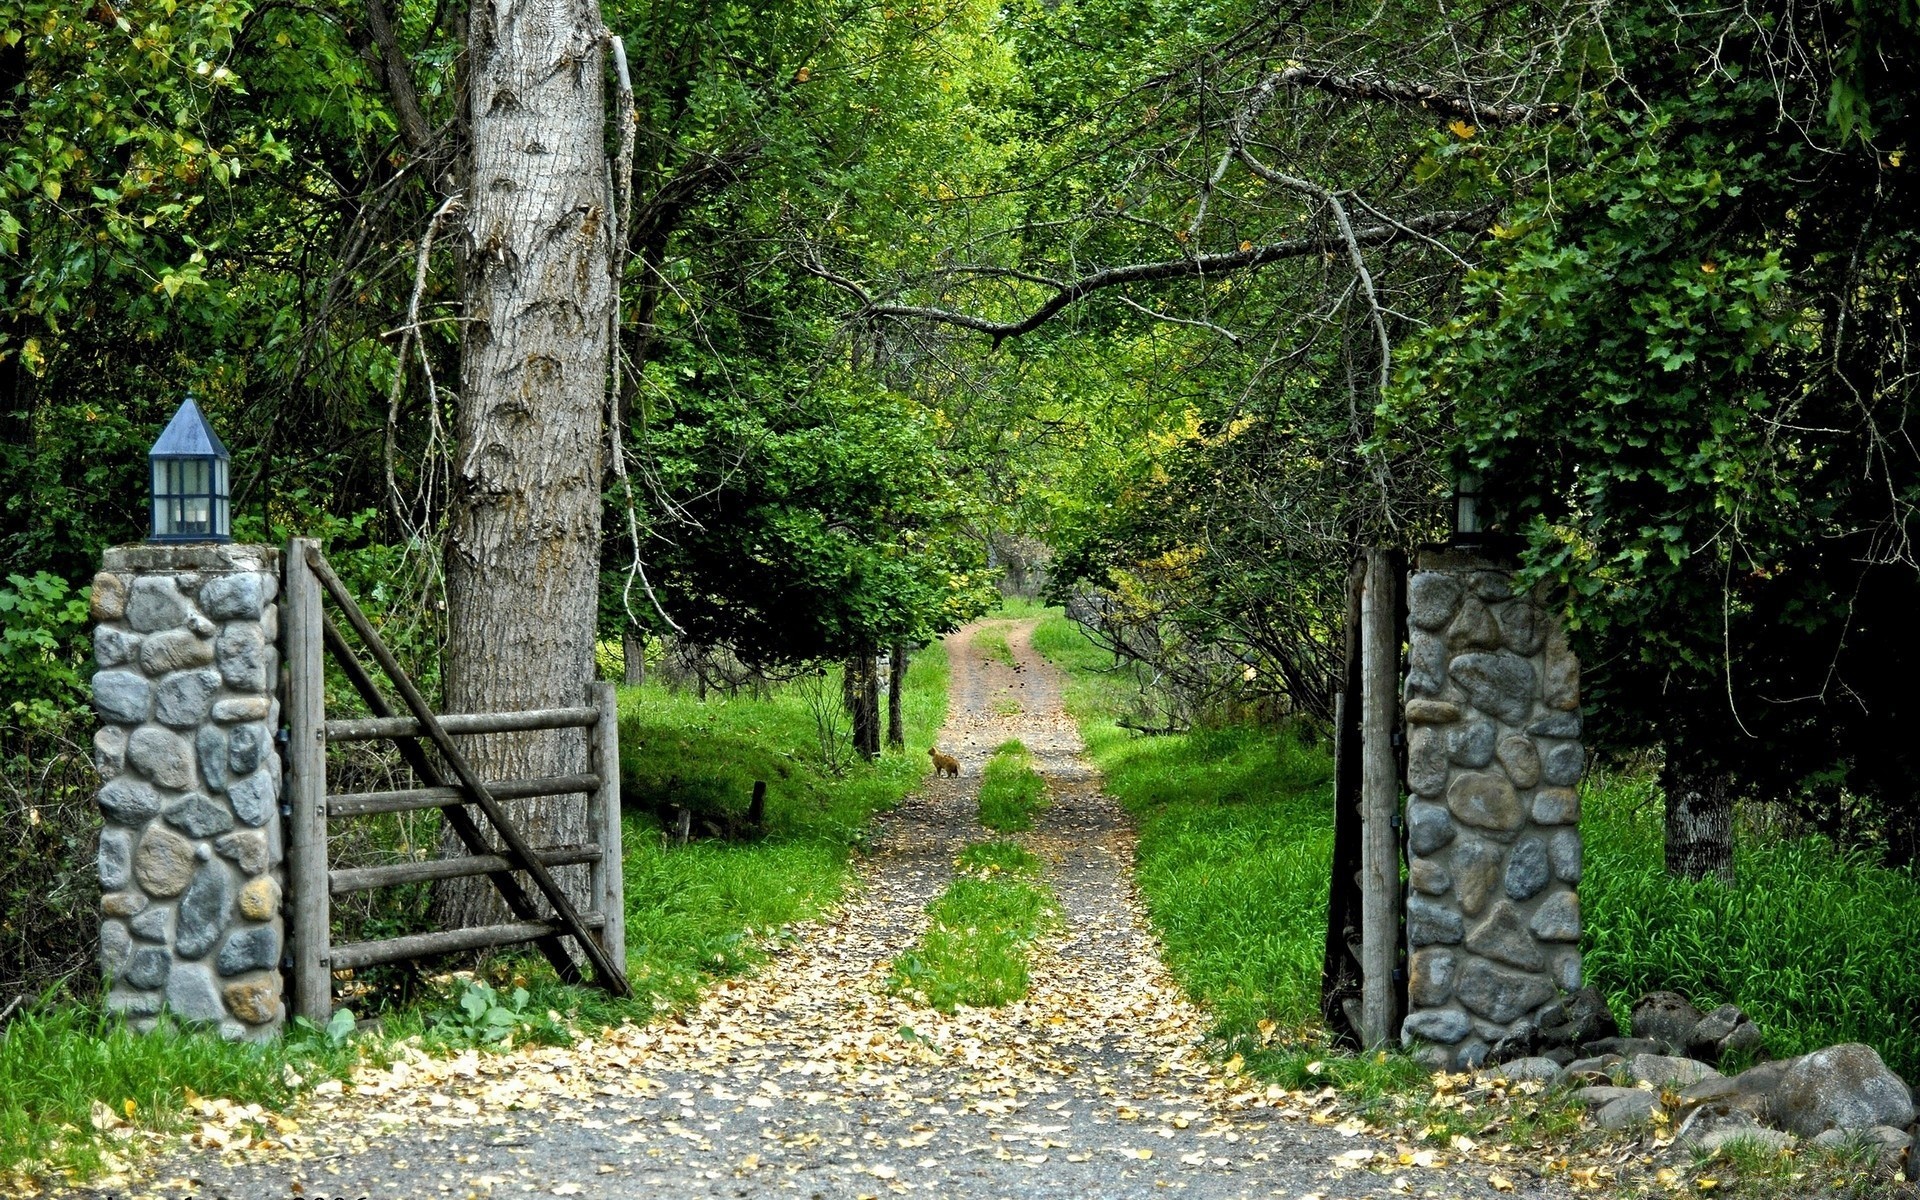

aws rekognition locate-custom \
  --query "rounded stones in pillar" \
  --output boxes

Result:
[1456,957,1556,1024]
[238,875,280,921]
[1447,597,1504,652]
[1540,741,1585,787]
[127,725,194,789]
[134,826,196,897]
[1407,800,1456,855]
[1504,836,1550,901]
[1448,652,1536,725]
[227,768,277,827]
[1496,735,1539,788]
[1402,1007,1472,1046]
[99,776,163,825]
[216,925,279,976]
[175,860,234,960]
[1409,948,1457,1007]
[94,626,140,667]
[155,668,221,727]
[1408,895,1465,946]
[1446,719,1496,768]
[1405,699,1461,725]
[1530,891,1581,942]
[223,976,281,1026]
[91,572,128,621]
[1451,837,1504,916]
[1531,787,1580,825]
[199,571,275,619]
[1544,627,1579,710]
[98,828,134,890]
[1407,726,1449,797]
[1409,856,1451,896]
[1492,599,1548,656]
[1550,830,1583,883]
[91,669,151,724]
[139,629,214,674]
[164,792,234,838]
[1446,771,1524,833]
[1407,573,1464,631]
[125,576,189,633]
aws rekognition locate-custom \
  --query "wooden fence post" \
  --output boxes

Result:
[283,537,330,1026]
[1359,548,1402,1048]
[589,682,626,972]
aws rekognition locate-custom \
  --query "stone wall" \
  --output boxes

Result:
[1400,550,1583,1070]
[91,543,285,1039]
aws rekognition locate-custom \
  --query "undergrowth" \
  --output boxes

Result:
[890,841,1056,1011]
[976,739,1048,832]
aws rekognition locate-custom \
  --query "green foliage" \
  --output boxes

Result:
[976,741,1047,832]
[889,844,1055,1011]
[1581,769,1920,1079]
[0,572,89,727]
[426,980,567,1049]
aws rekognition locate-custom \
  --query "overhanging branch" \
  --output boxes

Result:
[1272,66,1569,127]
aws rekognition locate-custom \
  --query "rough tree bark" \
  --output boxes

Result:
[622,627,646,687]
[886,640,906,750]
[1663,748,1735,881]
[844,651,880,760]
[436,0,614,928]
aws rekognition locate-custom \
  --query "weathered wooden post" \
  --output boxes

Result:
[283,536,330,1026]
[1358,548,1402,1048]
[588,681,626,970]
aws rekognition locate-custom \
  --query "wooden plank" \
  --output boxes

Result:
[284,537,332,1026]
[329,844,602,895]
[326,773,600,819]
[1319,558,1367,1047]
[307,548,631,997]
[1359,547,1402,1048]
[325,707,600,743]
[330,913,606,972]
[319,615,584,985]
[588,682,626,971]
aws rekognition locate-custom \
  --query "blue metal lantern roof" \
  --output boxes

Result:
[150,395,229,459]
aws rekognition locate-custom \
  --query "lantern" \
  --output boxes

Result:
[1451,464,1486,548]
[148,396,230,543]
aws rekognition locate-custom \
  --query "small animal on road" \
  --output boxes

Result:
[928,748,961,777]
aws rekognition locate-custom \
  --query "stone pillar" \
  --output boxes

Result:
[1400,550,1582,1071]
[91,544,285,1040]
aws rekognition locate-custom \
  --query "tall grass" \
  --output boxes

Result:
[890,842,1056,1011]
[976,740,1048,832]
[1581,768,1920,1078]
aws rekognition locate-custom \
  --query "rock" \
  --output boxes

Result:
[1541,741,1585,787]
[107,989,163,1018]
[1596,1091,1661,1129]
[134,826,196,896]
[1407,801,1456,855]
[1575,1085,1649,1108]
[216,925,280,977]
[1528,711,1582,738]
[122,947,171,990]
[1531,787,1580,826]
[102,890,146,917]
[175,862,234,959]
[1553,950,1583,991]
[1811,1126,1908,1174]
[215,829,277,874]
[1689,1004,1753,1061]
[1544,628,1579,710]
[130,904,170,941]
[91,571,128,620]
[98,776,162,825]
[164,791,234,838]
[224,977,281,1025]
[1454,1040,1491,1071]
[1403,1008,1472,1046]
[1406,631,1449,698]
[1467,901,1545,970]
[216,623,270,690]
[1493,600,1548,656]
[1453,837,1505,915]
[1673,1075,1743,1110]
[227,767,277,827]
[127,724,195,789]
[1407,725,1449,797]
[1469,571,1515,602]
[1719,1020,1763,1058]
[93,725,127,779]
[1447,720,1496,768]
[1629,1053,1721,1088]
[1698,1126,1793,1155]
[199,572,273,620]
[1530,890,1581,942]
[99,919,132,975]
[1539,988,1619,1050]
[1409,856,1451,895]
[1504,836,1550,901]
[1770,1044,1915,1137]
[1447,598,1504,652]
[1450,652,1536,724]
[1410,948,1458,1006]
[212,695,272,722]
[197,726,228,792]
[1488,1056,1563,1084]
[1456,957,1556,1024]
[1447,771,1525,834]
[227,723,267,775]
[94,625,140,667]
[1632,992,1704,1050]
[238,875,280,921]
[1586,1036,1665,1059]
[126,576,190,632]
[1408,573,1464,631]
[92,669,152,724]
[154,668,221,727]
[1555,1054,1623,1087]
[1548,830,1583,882]
[164,962,227,1024]
[1495,735,1540,788]
[1408,895,1465,946]
[1405,699,1461,725]
[139,628,214,675]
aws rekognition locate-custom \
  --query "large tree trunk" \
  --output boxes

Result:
[885,640,906,749]
[844,651,880,760]
[622,626,646,687]
[437,0,613,929]
[1663,748,1734,881]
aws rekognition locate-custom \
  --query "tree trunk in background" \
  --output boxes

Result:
[437,0,613,929]
[623,627,646,687]
[1663,750,1735,881]
[886,640,906,749]
[845,652,880,760]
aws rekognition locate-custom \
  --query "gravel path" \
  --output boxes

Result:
[94,620,1574,1200]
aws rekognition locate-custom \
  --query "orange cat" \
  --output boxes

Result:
[927,747,961,777]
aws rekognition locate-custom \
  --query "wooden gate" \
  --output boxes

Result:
[282,538,630,1024]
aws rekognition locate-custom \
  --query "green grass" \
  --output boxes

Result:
[1034,615,1335,1041]
[889,842,1056,1011]
[1581,766,1920,1079]
[974,622,1018,667]
[987,595,1058,620]
[616,642,949,1007]
[976,739,1049,832]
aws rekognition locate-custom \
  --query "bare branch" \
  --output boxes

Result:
[1270,66,1569,127]
[363,0,433,154]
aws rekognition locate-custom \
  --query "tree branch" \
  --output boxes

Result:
[1271,66,1568,127]
[363,0,433,154]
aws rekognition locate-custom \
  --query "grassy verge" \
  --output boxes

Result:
[976,739,1049,832]
[889,839,1056,1011]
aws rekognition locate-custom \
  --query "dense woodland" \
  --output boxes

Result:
[1,0,1916,990]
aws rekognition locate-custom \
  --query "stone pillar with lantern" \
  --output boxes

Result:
[92,397,288,1039]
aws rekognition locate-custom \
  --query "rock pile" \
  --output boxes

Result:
[1485,990,1918,1179]
[92,543,285,1040]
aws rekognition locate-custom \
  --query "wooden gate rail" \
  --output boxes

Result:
[284,537,630,1024]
